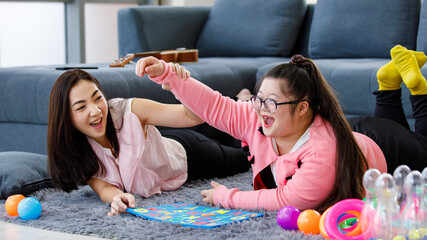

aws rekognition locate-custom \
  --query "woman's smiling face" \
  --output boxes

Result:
[255,78,298,138]
[69,79,109,145]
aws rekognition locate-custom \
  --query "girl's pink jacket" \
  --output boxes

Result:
[151,61,387,211]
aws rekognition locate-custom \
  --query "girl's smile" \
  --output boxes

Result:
[90,117,103,129]
[262,114,274,128]
[255,78,296,138]
[69,79,109,146]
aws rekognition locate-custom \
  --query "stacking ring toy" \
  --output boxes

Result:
[336,210,361,235]
[319,207,332,239]
[324,199,364,240]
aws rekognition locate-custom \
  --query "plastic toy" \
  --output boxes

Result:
[5,194,25,216]
[126,203,263,228]
[319,207,332,238]
[297,209,321,234]
[276,205,301,230]
[337,211,359,233]
[324,199,364,240]
[17,197,42,220]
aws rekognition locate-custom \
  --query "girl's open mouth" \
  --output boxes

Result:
[263,115,274,127]
[90,117,103,129]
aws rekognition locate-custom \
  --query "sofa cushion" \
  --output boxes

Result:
[196,0,306,57]
[417,2,427,53]
[0,152,53,199]
[309,0,420,58]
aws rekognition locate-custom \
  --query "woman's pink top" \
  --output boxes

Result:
[150,61,387,211]
[88,98,188,197]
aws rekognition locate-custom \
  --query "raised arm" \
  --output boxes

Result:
[136,57,255,141]
[131,98,203,128]
[133,57,203,128]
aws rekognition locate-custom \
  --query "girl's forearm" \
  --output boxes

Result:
[98,186,124,203]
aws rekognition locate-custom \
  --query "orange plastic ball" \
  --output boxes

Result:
[5,194,26,216]
[298,209,321,235]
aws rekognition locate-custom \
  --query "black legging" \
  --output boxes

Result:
[160,129,251,180]
[348,89,427,173]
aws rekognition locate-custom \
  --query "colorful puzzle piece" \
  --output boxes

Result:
[126,203,263,228]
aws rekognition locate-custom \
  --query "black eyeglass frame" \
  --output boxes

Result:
[250,95,309,113]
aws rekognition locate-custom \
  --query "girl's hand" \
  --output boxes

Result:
[163,63,191,90]
[170,63,191,79]
[108,193,135,216]
[201,181,223,205]
[135,56,164,78]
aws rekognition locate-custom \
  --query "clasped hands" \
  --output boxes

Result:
[135,56,190,91]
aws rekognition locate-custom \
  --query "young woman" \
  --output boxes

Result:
[236,45,427,173]
[47,69,250,215]
[136,55,387,213]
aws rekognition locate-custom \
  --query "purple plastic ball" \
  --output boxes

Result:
[277,206,301,230]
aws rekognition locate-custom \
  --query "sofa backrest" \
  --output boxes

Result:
[118,6,210,56]
[300,0,421,59]
[195,0,307,58]
[290,3,315,57]
[417,1,427,53]
[118,0,424,59]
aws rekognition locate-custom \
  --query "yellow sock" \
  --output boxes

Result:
[377,60,402,90]
[377,49,427,91]
[391,45,427,95]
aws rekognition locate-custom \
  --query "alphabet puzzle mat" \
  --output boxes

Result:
[126,203,264,228]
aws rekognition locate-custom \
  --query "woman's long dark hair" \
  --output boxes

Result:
[47,69,120,192]
[256,55,368,213]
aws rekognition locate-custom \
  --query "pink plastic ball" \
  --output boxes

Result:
[277,206,301,230]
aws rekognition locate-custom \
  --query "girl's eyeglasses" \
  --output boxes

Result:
[250,95,308,113]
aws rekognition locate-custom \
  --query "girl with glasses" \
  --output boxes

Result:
[47,69,250,215]
[136,55,387,213]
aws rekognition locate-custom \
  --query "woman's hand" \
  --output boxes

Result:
[135,56,164,78]
[200,181,223,205]
[162,63,191,91]
[170,63,191,79]
[108,193,135,216]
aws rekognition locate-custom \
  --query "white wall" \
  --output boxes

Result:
[0,2,65,67]
[0,0,316,67]
[85,3,137,64]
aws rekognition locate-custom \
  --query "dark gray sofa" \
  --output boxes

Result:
[117,0,426,128]
[1,0,426,156]
[1,0,426,195]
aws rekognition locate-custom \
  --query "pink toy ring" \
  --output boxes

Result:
[324,199,364,240]
[337,210,361,235]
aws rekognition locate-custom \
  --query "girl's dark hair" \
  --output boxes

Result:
[47,69,120,192]
[256,54,368,213]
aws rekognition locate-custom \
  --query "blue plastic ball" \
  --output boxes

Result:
[17,197,42,220]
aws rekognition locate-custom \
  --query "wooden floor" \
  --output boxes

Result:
[0,221,106,240]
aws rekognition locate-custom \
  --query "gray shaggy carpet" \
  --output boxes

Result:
[0,170,325,240]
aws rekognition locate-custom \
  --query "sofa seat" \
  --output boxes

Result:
[0,57,287,154]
